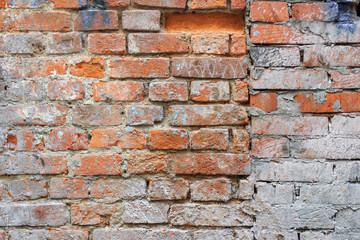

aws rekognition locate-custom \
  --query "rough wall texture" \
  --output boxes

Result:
[0,0,359,239]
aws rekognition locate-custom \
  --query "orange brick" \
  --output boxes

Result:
[71,203,117,225]
[49,129,89,151]
[230,34,247,55]
[70,58,106,78]
[51,0,87,9]
[233,81,248,103]
[250,93,277,112]
[0,0,4,8]
[128,153,168,174]
[292,3,338,22]
[149,129,188,150]
[231,0,245,10]
[252,138,289,158]
[149,82,188,102]
[191,0,226,9]
[135,0,187,9]
[7,129,44,152]
[107,0,130,7]
[88,33,126,55]
[93,81,144,102]
[90,128,146,149]
[191,34,229,54]
[250,1,289,22]
[233,129,249,152]
[190,129,229,150]
[50,178,88,199]
[73,154,122,176]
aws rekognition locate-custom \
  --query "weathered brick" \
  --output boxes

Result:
[71,203,117,225]
[0,203,66,226]
[238,179,254,200]
[128,153,167,174]
[93,229,191,240]
[251,69,329,90]
[0,0,4,7]
[292,3,338,22]
[191,34,229,54]
[233,81,248,102]
[128,33,188,54]
[169,105,248,126]
[6,129,44,152]
[190,129,229,150]
[250,92,277,112]
[7,180,47,201]
[48,80,85,101]
[149,129,188,150]
[90,128,146,149]
[91,178,146,200]
[256,182,294,204]
[233,129,250,152]
[49,129,89,151]
[169,204,252,226]
[149,82,188,102]
[69,57,105,78]
[3,81,46,101]
[191,81,230,102]
[3,33,44,54]
[122,10,160,31]
[93,81,144,102]
[73,154,122,176]
[194,230,235,240]
[250,1,289,22]
[106,0,130,7]
[149,178,189,200]
[230,34,247,55]
[250,47,300,67]
[251,24,325,44]
[166,13,245,32]
[330,116,360,136]
[127,105,163,126]
[46,33,82,54]
[111,58,170,79]
[252,116,329,136]
[74,10,118,31]
[50,178,88,199]
[0,105,68,126]
[88,33,126,55]
[0,58,67,78]
[123,200,169,224]
[135,0,186,9]
[72,105,122,126]
[9,229,89,240]
[304,46,360,67]
[0,12,71,31]
[0,154,68,175]
[171,153,250,175]
[331,70,360,89]
[51,0,87,9]
[252,138,289,158]
[231,0,245,10]
[191,178,232,202]
[191,0,226,9]
[172,57,247,79]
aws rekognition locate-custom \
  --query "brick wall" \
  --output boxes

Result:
[0,0,359,239]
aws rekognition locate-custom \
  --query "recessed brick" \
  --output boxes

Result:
[192,34,229,54]
[70,57,106,78]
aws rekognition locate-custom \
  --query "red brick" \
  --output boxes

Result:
[8,230,89,240]
[0,231,4,240]
[330,71,360,89]
[74,10,118,31]
[190,129,229,150]
[292,3,338,22]
[48,80,85,101]
[172,57,247,79]
[6,129,44,151]
[49,129,89,151]
[169,105,248,126]
[149,129,188,150]
[0,0,4,8]
[7,179,47,201]
[90,128,146,149]
[251,24,325,44]
[127,105,163,126]
[252,138,289,158]
[304,46,360,67]
[135,0,187,9]
[191,34,229,54]
[71,203,117,225]
[190,178,231,201]
[107,0,130,7]
[0,58,67,78]
[72,105,122,126]
[231,0,245,10]
[191,0,226,9]
[250,1,289,22]
[110,58,169,79]
[149,82,188,102]
[233,129,250,152]
[191,81,230,102]
[88,33,126,55]
[149,178,189,200]
[230,34,247,55]
[252,116,329,136]
[128,153,168,174]
[46,33,82,54]
[171,153,251,175]
[122,10,160,31]
[50,178,88,199]
[0,11,71,31]
[166,13,244,32]
[1,105,68,126]
[250,93,277,112]
[73,154,122,176]
[93,81,144,102]
[295,92,360,113]
[233,81,248,102]
[70,57,106,78]
[128,33,188,54]
[51,0,87,9]
[0,154,68,175]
